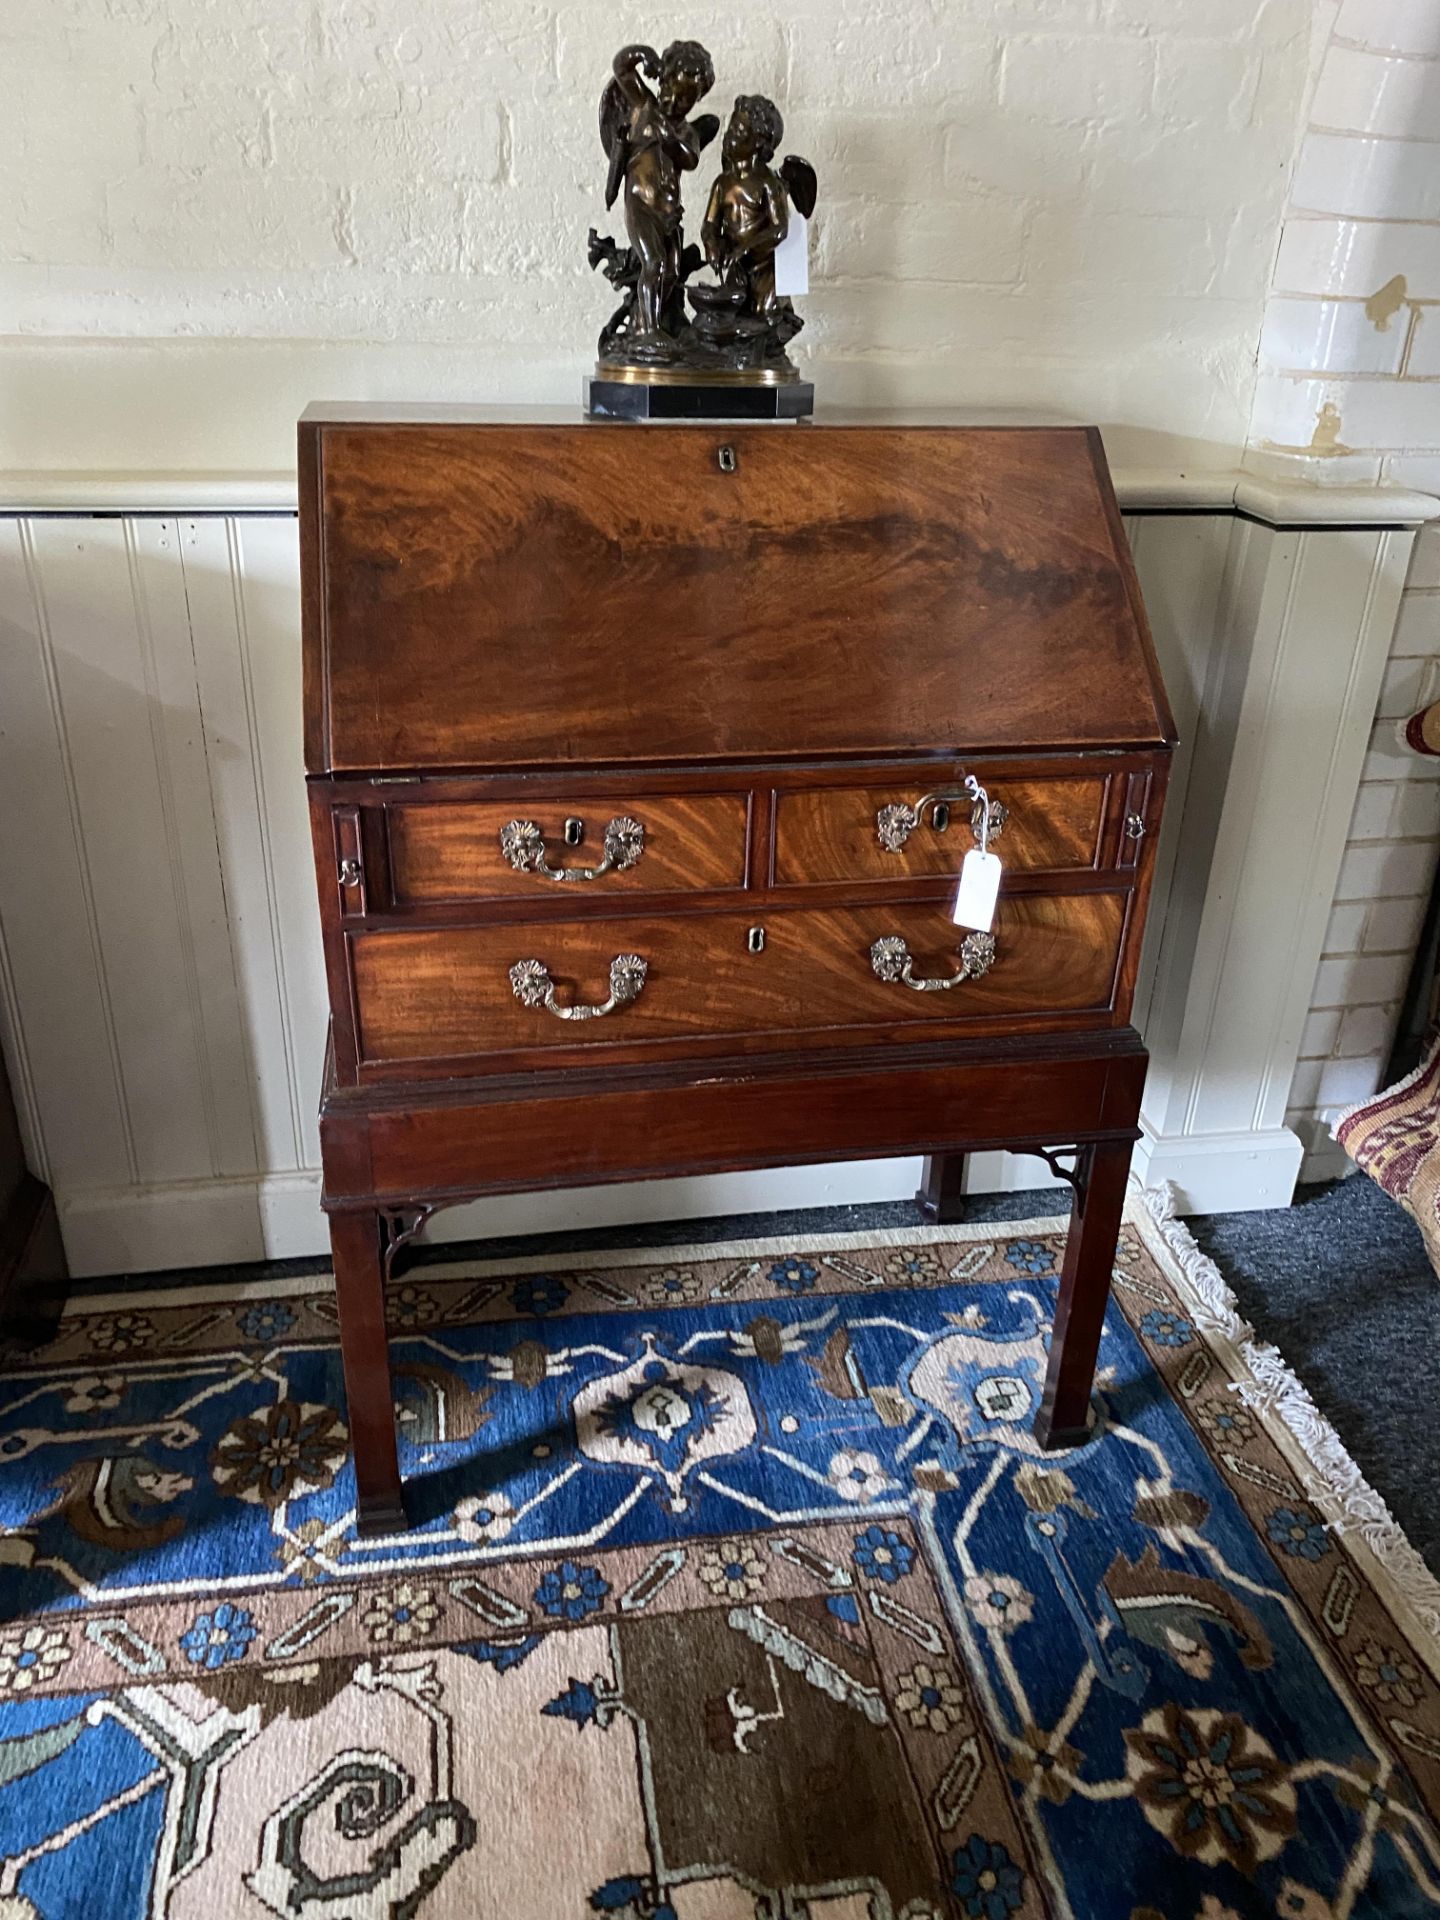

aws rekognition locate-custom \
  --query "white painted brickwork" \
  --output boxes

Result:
[1251,2,1440,493]
[0,0,1316,472]
[1255,2,1440,1176]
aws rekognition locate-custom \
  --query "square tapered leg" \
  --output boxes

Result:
[330,1208,406,1535]
[1034,1138,1132,1449]
[915,1153,967,1224]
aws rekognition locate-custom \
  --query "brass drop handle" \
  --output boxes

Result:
[500,815,644,882]
[876,787,1007,854]
[509,953,648,1021]
[870,931,996,992]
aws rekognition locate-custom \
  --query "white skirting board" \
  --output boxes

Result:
[1132,1125,1306,1217]
[0,477,1432,1274]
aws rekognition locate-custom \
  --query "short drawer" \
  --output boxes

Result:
[772,775,1106,886]
[385,792,749,904]
[350,892,1127,1066]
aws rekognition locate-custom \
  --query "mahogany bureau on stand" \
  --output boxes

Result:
[300,404,1174,1534]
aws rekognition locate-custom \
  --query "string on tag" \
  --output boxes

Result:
[964,773,991,853]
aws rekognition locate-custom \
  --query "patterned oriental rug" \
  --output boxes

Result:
[1,1197,1438,1920]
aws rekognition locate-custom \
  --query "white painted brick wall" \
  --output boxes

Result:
[1252,1,1440,1180]
[1249,1,1440,488]
[1334,0,1440,57]
[0,0,1316,472]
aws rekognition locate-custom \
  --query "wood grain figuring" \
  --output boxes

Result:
[773,775,1106,884]
[349,892,1127,1066]
[308,424,1173,772]
[386,792,749,903]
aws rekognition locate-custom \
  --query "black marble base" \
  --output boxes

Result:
[584,374,814,420]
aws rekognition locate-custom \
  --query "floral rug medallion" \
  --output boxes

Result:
[1,1198,1437,1920]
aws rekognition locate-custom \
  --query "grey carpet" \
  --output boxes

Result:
[56,1172,1439,1577]
[1186,1173,1440,1579]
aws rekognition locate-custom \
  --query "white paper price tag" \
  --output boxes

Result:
[774,213,809,297]
[952,850,1001,933]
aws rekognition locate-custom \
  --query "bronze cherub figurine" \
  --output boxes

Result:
[591,41,718,365]
[689,93,817,374]
[585,47,819,412]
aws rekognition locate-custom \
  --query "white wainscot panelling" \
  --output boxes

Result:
[1133,516,1419,1211]
[0,497,1428,1270]
[0,515,327,1273]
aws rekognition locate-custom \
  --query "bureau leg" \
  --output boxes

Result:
[1034,1138,1131,1450]
[915,1153,967,1224]
[330,1208,406,1536]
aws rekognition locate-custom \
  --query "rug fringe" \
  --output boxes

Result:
[1134,1182,1440,1663]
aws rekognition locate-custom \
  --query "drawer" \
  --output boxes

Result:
[385,792,749,904]
[772,774,1106,886]
[350,892,1127,1066]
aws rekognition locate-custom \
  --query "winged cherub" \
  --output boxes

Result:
[598,41,718,360]
[701,94,817,328]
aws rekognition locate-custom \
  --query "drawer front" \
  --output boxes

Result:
[773,775,1106,886]
[350,893,1126,1066]
[387,793,748,904]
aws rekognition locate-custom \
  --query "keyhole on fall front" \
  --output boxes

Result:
[717,445,737,473]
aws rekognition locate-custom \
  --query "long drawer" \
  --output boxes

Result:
[349,892,1128,1069]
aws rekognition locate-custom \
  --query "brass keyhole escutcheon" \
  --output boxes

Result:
[564,817,584,846]
[717,444,737,473]
[747,926,766,954]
